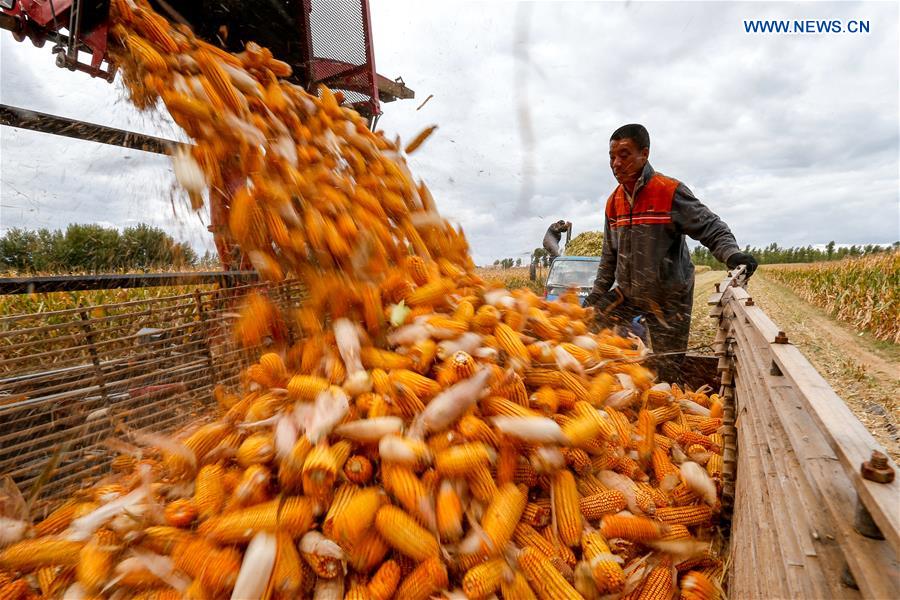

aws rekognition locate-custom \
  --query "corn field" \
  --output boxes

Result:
[761,252,900,343]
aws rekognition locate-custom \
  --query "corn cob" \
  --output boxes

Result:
[579,489,628,520]
[270,531,306,598]
[390,369,441,398]
[236,433,276,467]
[582,529,625,594]
[374,505,439,561]
[599,514,667,542]
[198,496,313,543]
[501,570,539,600]
[706,453,723,480]
[681,570,720,600]
[435,442,494,476]
[367,559,401,600]
[279,437,313,492]
[479,482,527,555]
[394,556,448,600]
[656,505,714,527]
[381,464,433,525]
[552,470,583,547]
[495,322,531,365]
[0,579,29,600]
[521,501,551,528]
[457,414,499,446]
[542,525,577,568]
[193,464,225,520]
[436,479,464,542]
[346,531,390,574]
[361,347,413,370]
[468,464,499,503]
[517,546,582,600]
[0,540,83,571]
[172,537,241,594]
[75,529,118,593]
[462,557,507,599]
[302,444,337,501]
[513,522,558,558]
[140,526,191,555]
[344,455,374,484]
[332,487,385,546]
[636,559,675,599]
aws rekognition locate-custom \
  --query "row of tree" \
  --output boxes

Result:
[0,224,209,273]
[691,241,899,268]
[492,258,524,268]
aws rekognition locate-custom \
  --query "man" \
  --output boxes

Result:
[543,220,572,258]
[585,124,757,381]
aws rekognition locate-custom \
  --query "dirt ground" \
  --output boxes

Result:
[690,270,900,459]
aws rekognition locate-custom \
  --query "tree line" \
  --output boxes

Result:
[691,241,899,268]
[492,258,523,269]
[0,224,211,274]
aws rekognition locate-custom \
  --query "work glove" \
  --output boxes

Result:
[726,252,759,278]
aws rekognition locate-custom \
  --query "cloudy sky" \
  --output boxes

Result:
[1,1,898,266]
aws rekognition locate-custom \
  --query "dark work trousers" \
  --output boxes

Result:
[607,286,694,384]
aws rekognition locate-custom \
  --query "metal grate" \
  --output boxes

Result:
[0,280,304,514]
[307,0,380,118]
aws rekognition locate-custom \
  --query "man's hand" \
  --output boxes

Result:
[726,252,759,278]
[582,288,625,319]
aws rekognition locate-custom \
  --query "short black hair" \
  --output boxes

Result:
[610,124,650,150]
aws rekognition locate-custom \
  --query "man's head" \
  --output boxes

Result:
[609,124,650,189]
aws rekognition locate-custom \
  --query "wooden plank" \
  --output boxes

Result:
[731,325,848,598]
[732,300,900,554]
[729,297,900,598]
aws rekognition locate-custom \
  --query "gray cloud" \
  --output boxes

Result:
[2,1,898,267]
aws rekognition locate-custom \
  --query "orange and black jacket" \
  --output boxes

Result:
[591,163,740,315]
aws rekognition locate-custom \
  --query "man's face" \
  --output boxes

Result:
[609,138,649,186]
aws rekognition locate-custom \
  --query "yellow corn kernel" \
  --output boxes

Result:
[579,489,628,520]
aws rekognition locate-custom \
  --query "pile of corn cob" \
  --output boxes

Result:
[0,2,728,598]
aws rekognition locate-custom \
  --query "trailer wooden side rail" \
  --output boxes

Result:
[712,270,899,599]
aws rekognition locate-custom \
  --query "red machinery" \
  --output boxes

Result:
[0,0,414,269]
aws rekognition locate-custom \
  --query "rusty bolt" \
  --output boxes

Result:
[774,331,789,344]
[745,298,755,306]
[861,450,894,483]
